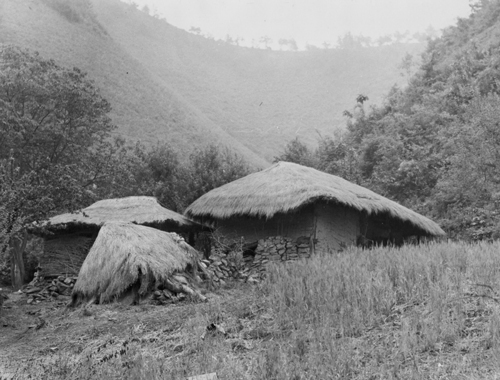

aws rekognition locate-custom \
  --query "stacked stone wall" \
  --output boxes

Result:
[202,235,314,285]
[248,236,311,273]
[202,249,242,286]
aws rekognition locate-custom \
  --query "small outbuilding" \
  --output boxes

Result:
[185,162,445,253]
[71,222,201,305]
[38,196,204,277]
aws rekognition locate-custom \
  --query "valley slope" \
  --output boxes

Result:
[0,0,424,164]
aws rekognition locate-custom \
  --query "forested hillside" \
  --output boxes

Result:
[0,0,421,163]
[276,0,500,239]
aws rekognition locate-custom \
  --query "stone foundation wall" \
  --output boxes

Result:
[247,236,311,276]
[202,249,242,286]
[204,235,313,284]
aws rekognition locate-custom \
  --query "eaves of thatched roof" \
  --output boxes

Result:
[185,161,445,236]
[44,196,200,232]
[72,222,198,303]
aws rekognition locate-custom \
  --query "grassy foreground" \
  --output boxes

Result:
[1,241,500,379]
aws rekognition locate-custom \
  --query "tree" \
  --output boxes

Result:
[278,38,298,51]
[259,36,272,49]
[185,145,251,206]
[189,26,202,35]
[274,138,317,168]
[0,45,118,287]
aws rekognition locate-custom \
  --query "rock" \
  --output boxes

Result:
[56,282,71,295]
[163,289,175,298]
[153,290,162,299]
[245,327,271,340]
[173,275,189,285]
[229,339,252,352]
[64,278,73,285]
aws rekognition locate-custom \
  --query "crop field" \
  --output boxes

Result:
[1,241,500,379]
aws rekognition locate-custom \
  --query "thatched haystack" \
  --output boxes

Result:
[185,162,445,251]
[34,196,205,277]
[72,222,204,305]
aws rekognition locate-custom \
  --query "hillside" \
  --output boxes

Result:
[0,0,424,163]
[94,0,424,160]
[0,0,267,167]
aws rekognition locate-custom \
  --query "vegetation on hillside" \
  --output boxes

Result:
[276,0,500,239]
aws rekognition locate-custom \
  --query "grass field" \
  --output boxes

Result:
[1,241,500,379]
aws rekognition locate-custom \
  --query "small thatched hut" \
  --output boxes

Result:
[38,196,204,277]
[72,222,200,305]
[185,162,445,252]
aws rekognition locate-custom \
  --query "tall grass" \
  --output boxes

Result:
[256,241,500,379]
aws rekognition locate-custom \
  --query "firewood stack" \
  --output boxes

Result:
[23,273,76,304]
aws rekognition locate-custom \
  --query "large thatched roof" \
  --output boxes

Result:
[185,161,445,236]
[44,196,198,232]
[72,222,199,303]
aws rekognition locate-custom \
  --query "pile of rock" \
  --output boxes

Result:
[23,274,76,304]
[203,252,241,286]
[151,288,187,304]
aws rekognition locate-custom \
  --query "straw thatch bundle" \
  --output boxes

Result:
[44,196,198,232]
[72,222,201,304]
[185,162,445,236]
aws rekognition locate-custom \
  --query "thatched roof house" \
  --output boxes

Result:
[72,222,200,305]
[185,162,445,252]
[45,196,199,233]
[38,196,204,277]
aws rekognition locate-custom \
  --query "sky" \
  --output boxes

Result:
[125,0,473,49]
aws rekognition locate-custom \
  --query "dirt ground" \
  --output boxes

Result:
[0,283,270,380]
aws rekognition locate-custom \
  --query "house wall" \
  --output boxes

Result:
[314,202,360,252]
[216,202,360,252]
[216,204,315,244]
[42,233,96,277]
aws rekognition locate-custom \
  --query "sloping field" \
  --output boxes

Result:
[1,241,500,379]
